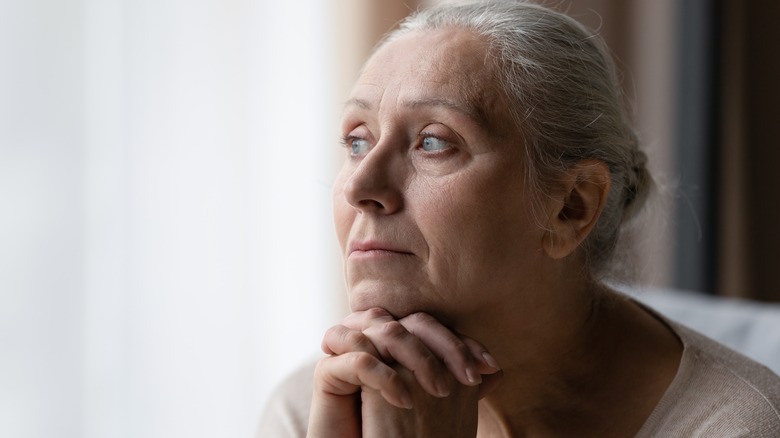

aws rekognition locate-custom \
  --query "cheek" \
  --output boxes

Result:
[419,171,539,271]
[332,174,353,251]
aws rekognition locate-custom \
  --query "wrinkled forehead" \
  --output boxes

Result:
[352,28,508,131]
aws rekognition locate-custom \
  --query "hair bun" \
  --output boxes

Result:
[622,148,651,219]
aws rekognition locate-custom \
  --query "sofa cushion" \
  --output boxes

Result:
[622,287,780,375]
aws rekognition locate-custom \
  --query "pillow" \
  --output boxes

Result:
[622,286,780,375]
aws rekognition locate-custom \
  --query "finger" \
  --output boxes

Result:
[362,319,452,398]
[457,336,503,399]
[460,336,502,374]
[341,309,453,398]
[321,324,380,358]
[399,312,482,387]
[314,352,412,409]
[340,307,396,331]
[476,369,504,400]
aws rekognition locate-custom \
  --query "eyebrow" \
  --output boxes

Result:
[403,98,485,125]
[344,98,372,110]
[344,97,487,127]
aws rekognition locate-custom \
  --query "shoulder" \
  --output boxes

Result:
[257,360,316,438]
[639,321,780,437]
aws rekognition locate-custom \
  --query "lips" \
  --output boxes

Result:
[348,240,413,257]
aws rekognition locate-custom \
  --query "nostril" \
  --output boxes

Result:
[342,149,404,214]
[348,186,402,214]
[358,199,385,210]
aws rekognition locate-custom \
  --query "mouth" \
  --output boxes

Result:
[348,240,413,259]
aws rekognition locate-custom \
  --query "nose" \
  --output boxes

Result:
[343,142,404,214]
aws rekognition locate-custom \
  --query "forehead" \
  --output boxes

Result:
[350,28,505,129]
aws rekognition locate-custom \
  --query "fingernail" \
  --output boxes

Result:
[435,379,451,397]
[400,393,413,409]
[482,352,501,370]
[465,366,482,385]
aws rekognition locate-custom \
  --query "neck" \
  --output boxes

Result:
[458,280,681,437]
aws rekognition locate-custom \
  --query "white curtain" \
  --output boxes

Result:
[0,0,343,437]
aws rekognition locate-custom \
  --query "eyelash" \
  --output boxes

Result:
[338,132,455,156]
[340,135,365,150]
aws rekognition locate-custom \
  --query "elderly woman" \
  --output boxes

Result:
[260,1,780,436]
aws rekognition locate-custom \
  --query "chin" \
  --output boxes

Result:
[348,279,429,319]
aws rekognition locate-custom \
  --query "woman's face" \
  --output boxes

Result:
[333,28,549,323]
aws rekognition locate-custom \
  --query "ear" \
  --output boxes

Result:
[542,160,611,260]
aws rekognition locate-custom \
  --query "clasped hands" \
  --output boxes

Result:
[307,308,503,437]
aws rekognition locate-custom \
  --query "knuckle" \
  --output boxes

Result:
[406,312,432,324]
[452,341,471,359]
[351,351,379,370]
[323,324,343,340]
[342,328,368,349]
[321,325,343,353]
[376,320,406,338]
[384,367,403,386]
[364,307,391,320]
[459,335,480,350]
[419,349,441,370]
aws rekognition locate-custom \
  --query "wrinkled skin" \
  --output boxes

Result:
[310,28,514,437]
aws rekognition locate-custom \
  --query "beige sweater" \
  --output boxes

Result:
[258,319,780,437]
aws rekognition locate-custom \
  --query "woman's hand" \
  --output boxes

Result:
[359,362,480,437]
[306,308,502,437]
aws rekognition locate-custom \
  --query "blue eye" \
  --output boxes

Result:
[421,136,449,152]
[349,138,370,155]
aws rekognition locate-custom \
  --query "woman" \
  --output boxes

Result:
[260,1,780,436]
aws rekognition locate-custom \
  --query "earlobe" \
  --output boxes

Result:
[542,161,611,260]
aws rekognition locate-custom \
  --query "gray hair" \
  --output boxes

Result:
[378,0,652,278]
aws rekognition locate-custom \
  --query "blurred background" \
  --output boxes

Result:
[1,0,778,437]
